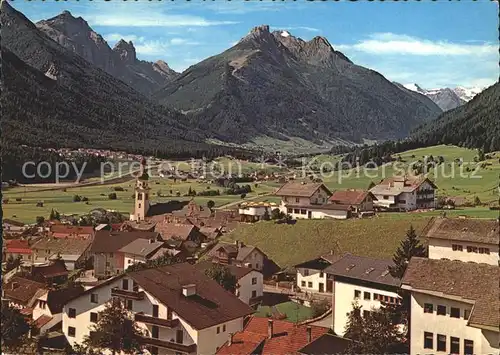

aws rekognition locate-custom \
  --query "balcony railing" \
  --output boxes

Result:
[138,336,197,353]
[135,313,180,328]
[249,295,263,305]
[111,287,145,300]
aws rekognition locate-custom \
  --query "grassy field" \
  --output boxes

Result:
[222,217,433,269]
[254,301,313,323]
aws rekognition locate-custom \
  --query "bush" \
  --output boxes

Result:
[108,193,117,200]
[474,196,481,206]
[240,193,246,199]
[81,197,89,202]
[114,186,124,192]
[15,198,22,202]
[311,299,330,318]
[73,195,81,202]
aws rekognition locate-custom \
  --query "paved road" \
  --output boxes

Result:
[215,192,273,210]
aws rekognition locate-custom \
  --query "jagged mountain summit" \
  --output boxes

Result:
[402,83,466,111]
[36,10,179,95]
[0,0,207,153]
[452,86,484,102]
[154,25,442,147]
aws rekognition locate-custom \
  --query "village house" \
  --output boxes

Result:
[328,189,376,217]
[118,238,176,268]
[62,263,254,355]
[195,261,264,306]
[31,237,92,270]
[50,225,94,239]
[216,317,329,355]
[238,202,278,222]
[425,217,499,265]
[2,218,28,234]
[31,286,85,335]
[297,333,352,355]
[370,176,437,211]
[89,230,161,277]
[31,260,69,285]
[276,182,352,219]
[402,257,499,355]
[2,276,48,316]
[294,252,341,294]
[208,241,267,273]
[322,253,402,336]
[3,239,32,263]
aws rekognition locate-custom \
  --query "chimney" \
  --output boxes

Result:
[228,333,233,346]
[182,284,196,297]
[306,326,312,343]
[267,319,274,339]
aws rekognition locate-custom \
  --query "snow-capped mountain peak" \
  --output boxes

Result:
[280,30,291,37]
[452,86,484,102]
[401,83,480,111]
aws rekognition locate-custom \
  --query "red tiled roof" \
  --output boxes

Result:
[50,225,94,238]
[34,315,53,329]
[5,239,32,254]
[4,277,47,306]
[329,190,374,205]
[217,317,329,355]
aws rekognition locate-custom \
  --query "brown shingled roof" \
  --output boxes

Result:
[194,260,256,280]
[154,222,196,241]
[90,230,161,253]
[31,237,91,257]
[425,217,499,245]
[4,277,47,306]
[329,190,375,205]
[275,182,331,198]
[401,257,499,329]
[128,263,254,330]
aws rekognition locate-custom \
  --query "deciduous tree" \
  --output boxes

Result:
[1,303,31,352]
[204,263,237,293]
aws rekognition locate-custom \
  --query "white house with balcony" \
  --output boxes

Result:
[402,257,499,355]
[323,253,402,336]
[425,217,499,265]
[294,253,341,294]
[62,263,254,355]
[238,201,278,222]
[370,176,437,211]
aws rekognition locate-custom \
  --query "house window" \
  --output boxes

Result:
[216,326,220,334]
[152,305,159,318]
[424,332,433,349]
[363,292,371,300]
[90,293,98,304]
[466,246,478,253]
[300,209,306,215]
[464,339,473,355]
[109,253,113,257]
[319,272,324,278]
[151,326,159,339]
[68,308,76,318]
[294,209,300,214]
[126,300,133,311]
[308,282,313,288]
[90,312,98,323]
[39,300,47,309]
[68,326,76,337]
[295,198,300,203]
[301,281,306,287]
[464,309,471,320]
[122,279,129,290]
[383,195,389,200]
[256,263,259,269]
[252,277,257,285]
[450,337,460,354]
[436,305,446,315]
[450,307,460,318]
[452,244,463,251]
[176,329,183,344]
[287,208,292,213]
[354,290,361,299]
[223,325,226,332]
[252,290,257,298]
[437,334,446,352]
[479,247,490,254]
[424,303,433,313]
[304,269,309,276]
[284,197,288,202]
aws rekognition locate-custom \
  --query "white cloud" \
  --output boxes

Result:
[104,33,145,43]
[336,33,497,56]
[169,38,200,46]
[134,41,171,56]
[86,13,238,27]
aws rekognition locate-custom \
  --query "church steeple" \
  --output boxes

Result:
[132,158,150,221]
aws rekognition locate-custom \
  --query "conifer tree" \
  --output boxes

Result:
[388,225,426,279]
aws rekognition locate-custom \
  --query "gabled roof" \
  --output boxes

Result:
[370,176,437,196]
[329,189,375,205]
[298,333,352,354]
[5,239,32,254]
[90,230,161,253]
[425,217,499,245]
[216,317,329,355]
[401,257,499,329]
[44,286,85,314]
[34,315,53,329]
[294,257,334,271]
[118,239,164,258]
[33,261,68,279]
[31,237,91,256]
[4,277,47,306]
[50,225,94,236]
[324,253,400,287]
[127,263,254,329]
[154,222,197,241]
[275,182,331,198]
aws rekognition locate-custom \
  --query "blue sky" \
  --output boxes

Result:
[12,0,499,88]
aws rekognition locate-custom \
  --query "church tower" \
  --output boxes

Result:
[133,158,150,221]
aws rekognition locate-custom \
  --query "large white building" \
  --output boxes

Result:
[370,176,437,211]
[323,253,402,336]
[294,253,340,294]
[425,217,499,265]
[402,257,499,355]
[62,263,254,355]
